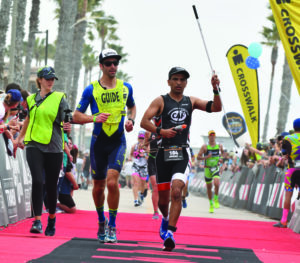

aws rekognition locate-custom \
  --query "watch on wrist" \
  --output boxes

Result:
[128,118,135,126]
[213,89,220,95]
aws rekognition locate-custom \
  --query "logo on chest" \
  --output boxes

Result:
[101,92,120,103]
[168,108,188,122]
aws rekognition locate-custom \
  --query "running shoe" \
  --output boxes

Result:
[182,199,187,208]
[163,232,175,251]
[214,200,220,209]
[273,221,287,228]
[152,212,159,220]
[45,217,56,236]
[209,205,214,213]
[30,220,43,234]
[159,218,168,240]
[97,217,108,243]
[106,226,117,243]
[134,200,141,207]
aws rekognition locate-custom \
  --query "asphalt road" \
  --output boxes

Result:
[73,186,274,222]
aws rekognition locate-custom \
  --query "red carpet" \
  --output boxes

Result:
[0,210,300,262]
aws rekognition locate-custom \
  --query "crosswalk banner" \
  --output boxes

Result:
[270,0,300,95]
[226,44,260,147]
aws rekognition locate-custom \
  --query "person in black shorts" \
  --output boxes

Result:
[144,116,161,219]
[141,67,221,251]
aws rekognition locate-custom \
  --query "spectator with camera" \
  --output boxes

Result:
[14,66,71,236]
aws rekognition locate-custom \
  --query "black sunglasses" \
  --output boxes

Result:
[103,60,119,67]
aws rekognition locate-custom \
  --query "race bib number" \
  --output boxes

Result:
[164,146,183,162]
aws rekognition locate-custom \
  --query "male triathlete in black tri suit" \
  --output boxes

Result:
[141,67,222,251]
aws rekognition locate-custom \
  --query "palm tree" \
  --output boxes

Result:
[69,0,102,111]
[23,0,40,91]
[88,10,119,51]
[82,44,98,85]
[260,13,280,142]
[13,0,27,85]
[116,70,131,83]
[33,38,46,66]
[0,0,13,89]
[276,56,293,135]
[54,0,77,93]
[78,43,98,149]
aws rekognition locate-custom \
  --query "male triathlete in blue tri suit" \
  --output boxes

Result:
[73,49,136,243]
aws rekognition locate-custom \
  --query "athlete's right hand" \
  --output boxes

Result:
[161,128,177,138]
[94,113,111,123]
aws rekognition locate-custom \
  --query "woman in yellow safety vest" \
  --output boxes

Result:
[14,66,71,236]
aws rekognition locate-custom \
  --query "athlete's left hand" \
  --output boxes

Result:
[211,74,220,90]
[125,119,134,132]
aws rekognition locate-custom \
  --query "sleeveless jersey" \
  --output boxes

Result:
[160,94,192,146]
[133,143,148,167]
[205,144,220,167]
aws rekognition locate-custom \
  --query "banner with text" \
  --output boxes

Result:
[270,0,300,95]
[226,44,260,147]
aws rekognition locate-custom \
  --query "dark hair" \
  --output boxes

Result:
[21,89,29,102]
[269,138,275,145]
[5,83,21,93]
[70,148,78,164]
[240,149,256,166]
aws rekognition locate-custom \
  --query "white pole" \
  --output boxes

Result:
[192,5,237,149]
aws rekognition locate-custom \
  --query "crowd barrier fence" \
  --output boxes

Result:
[0,136,32,226]
[189,164,300,233]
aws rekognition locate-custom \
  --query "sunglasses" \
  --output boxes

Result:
[103,60,119,67]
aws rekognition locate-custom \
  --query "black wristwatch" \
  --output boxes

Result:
[128,118,135,126]
[213,89,220,94]
[156,127,161,135]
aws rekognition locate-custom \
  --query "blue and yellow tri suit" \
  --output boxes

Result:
[76,79,135,180]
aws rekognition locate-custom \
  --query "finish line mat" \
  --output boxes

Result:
[29,238,261,263]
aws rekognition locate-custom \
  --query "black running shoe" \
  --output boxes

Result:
[30,220,43,234]
[45,217,56,236]
[273,221,287,228]
[163,232,175,251]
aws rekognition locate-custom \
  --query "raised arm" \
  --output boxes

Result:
[191,74,222,112]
